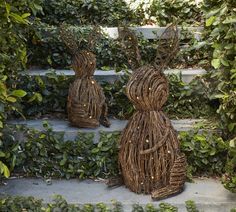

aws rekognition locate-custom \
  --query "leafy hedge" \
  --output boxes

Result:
[0,0,42,178]
[35,0,202,27]
[27,24,204,69]
[202,0,236,192]
[0,195,202,212]
[13,72,215,120]
[0,123,227,180]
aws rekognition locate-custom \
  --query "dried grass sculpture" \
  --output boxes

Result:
[118,25,187,200]
[60,25,110,128]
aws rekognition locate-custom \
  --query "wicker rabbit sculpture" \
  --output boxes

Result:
[118,25,187,200]
[60,25,110,128]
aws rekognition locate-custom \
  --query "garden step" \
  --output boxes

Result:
[0,178,235,212]
[23,68,206,83]
[7,119,202,141]
[102,26,203,40]
[44,25,203,40]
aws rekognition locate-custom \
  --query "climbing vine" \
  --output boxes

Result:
[202,0,236,192]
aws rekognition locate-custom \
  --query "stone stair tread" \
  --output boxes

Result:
[8,118,201,132]
[0,178,235,212]
[7,118,202,141]
[23,69,206,84]
[24,68,206,76]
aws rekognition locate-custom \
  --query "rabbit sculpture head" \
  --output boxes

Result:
[118,24,179,111]
[60,24,101,78]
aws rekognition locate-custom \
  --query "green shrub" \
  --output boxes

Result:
[38,0,140,26]
[180,130,227,176]
[16,72,214,120]
[27,24,205,70]
[222,138,236,193]
[1,123,226,179]
[0,195,204,212]
[145,0,203,26]
[8,123,120,179]
[0,0,42,178]
[202,0,236,192]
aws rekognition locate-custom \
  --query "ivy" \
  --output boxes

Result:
[0,195,203,212]
[143,0,203,26]
[0,0,42,178]
[27,24,204,70]
[0,123,226,180]
[179,130,227,176]
[2,123,120,179]
[202,0,236,192]
[15,71,215,120]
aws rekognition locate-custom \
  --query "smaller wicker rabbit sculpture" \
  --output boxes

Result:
[118,24,187,200]
[60,25,110,128]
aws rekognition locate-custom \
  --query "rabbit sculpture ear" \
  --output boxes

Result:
[87,25,102,51]
[59,23,80,55]
[154,24,179,69]
[118,27,142,70]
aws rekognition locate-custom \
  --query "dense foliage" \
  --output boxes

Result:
[0,123,226,180]
[0,195,204,212]
[1,0,235,198]
[180,130,227,176]
[202,0,236,192]
[13,72,214,120]
[0,0,42,178]
[145,0,203,26]
[35,0,202,27]
[27,25,203,69]
[2,123,120,179]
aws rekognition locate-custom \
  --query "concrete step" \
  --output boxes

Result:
[0,178,235,212]
[102,26,203,40]
[7,118,202,141]
[22,68,206,84]
[42,25,203,40]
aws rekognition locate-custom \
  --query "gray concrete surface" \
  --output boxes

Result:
[22,68,206,84]
[0,178,235,211]
[7,118,202,141]
[102,26,203,40]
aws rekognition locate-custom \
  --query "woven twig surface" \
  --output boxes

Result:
[118,24,186,199]
[118,27,141,70]
[60,25,110,128]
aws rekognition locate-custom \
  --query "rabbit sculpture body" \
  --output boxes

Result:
[118,25,187,200]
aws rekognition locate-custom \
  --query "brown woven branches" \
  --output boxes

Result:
[60,24,110,128]
[118,24,187,200]
[118,27,141,70]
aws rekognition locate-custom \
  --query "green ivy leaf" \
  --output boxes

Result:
[223,17,236,24]
[22,13,31,19]
[206,16,216,26]
[0,151,6,157]
[220,58,229,67]
[211,59,221,69]
[229,139,236,148]
[11,90,27,98]
[228,123,236,132]
[0,161,10,178]
[6,96,17,103]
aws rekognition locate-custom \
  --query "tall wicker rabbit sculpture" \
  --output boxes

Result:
[118,25,187,200]
[60,25,110,128]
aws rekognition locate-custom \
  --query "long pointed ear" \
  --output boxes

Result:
[59,23,79,55]
[118,27,142,70]
[87,25,102,51]
[154,24,179,68]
